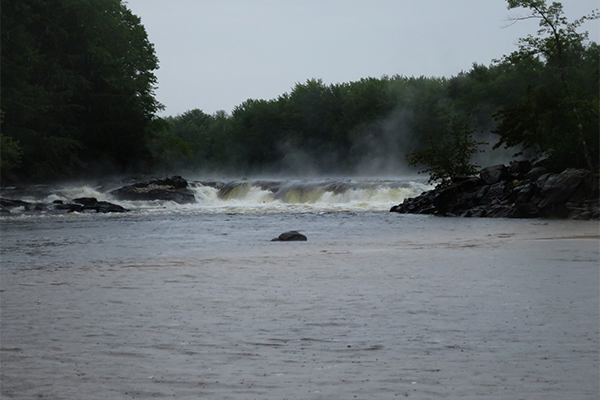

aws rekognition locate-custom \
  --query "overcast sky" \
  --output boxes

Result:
[125,0,600,117]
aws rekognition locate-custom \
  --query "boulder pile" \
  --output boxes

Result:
[391,161,599,220]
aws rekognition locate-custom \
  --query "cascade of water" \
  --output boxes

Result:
[0,177,433,216]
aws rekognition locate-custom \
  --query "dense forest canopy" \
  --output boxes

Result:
[1,0,598,183]
[1,0,163,182]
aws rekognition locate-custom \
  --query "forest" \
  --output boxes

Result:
[1,0,598,183]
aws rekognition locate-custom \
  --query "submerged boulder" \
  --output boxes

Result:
[271,231,308,242]
[110,176,196,204]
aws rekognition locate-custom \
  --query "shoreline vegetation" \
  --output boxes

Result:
[1,1,598,220]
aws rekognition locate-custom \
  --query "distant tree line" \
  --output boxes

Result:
[1,0,598,183]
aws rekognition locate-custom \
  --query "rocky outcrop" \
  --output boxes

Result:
[391,163,599,220]
[110,176,196,204]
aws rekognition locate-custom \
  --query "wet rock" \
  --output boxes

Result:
[0,198,30,208]
[66,198,128,213]
[110,176,196,204]
[391,162,598,220]
[271,231,307,242]
[0,196,127,214]
[53,202,85,213]
[95,201,128,213]
[73,197,100,207]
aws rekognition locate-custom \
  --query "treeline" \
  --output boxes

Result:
[1,0,598,183]
[152,38,598,175]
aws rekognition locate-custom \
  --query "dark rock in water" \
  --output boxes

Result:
[391,163,599,220]
[271,231,307,242]
[0,198,30,208]
[95,201,127,213]
[73,197,100,207]
[0,195,127,214]
[53,202,85,213]
[70,197,127,213]
[110,176,196,204]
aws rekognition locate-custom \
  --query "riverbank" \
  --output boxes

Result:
[1,218,598,399]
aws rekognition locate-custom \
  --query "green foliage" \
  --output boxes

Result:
[3,0,596,181]
[1,0,162,182]
[0,134,23,176]
[406,115,486,188]
[493,0,599,172]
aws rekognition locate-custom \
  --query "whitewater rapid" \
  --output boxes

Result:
[0,177,433,217]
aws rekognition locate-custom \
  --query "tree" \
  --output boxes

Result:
[406,115,486,188]
[494,0,599,171]
[1,0,162,182]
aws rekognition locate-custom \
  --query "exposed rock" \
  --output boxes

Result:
[0,198,30,208]
[526,166,548,181]
[0,197,127,214]
[95,201,128,213]
[538,169,590,208]
[110,176,196,204]
[53,202,85,213]
[480,164,511,185]
[69,197,127,213]
[271,231,308,242]
[391,163,599,220]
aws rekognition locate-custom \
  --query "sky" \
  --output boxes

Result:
[125,0,600,117]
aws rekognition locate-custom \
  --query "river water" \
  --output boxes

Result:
[1,177,598,399]
[1,177,436,270]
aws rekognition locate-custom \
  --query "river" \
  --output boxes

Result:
[1,177,598,399]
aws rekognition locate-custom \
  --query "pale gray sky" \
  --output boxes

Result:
[125,0,600,116]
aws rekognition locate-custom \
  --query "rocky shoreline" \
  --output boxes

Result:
[391,161,599,220]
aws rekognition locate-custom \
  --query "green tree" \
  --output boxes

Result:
[1,0,162,182]
[493,0,599,171]
[406,115,486,188]
[0,134,23,177]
